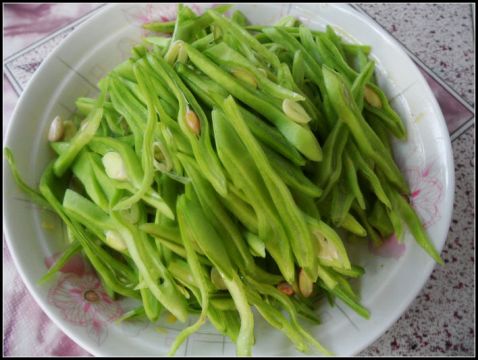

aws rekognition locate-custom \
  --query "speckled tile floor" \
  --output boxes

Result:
[357,3,475,357]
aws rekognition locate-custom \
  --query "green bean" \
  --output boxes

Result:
[264,146,322,198]
[246,276,332,355]
[72,151,109,210]
[222,97,318,280]
[112,210,189,321]
[212,107,295,282]
[364,83,407,140]
[368,200,395,239]
[330,178,355,226]
[204,42,305,101]
[220,186,258,233]
[168,4,232,46]
[330,283,370,319]
[365,110,393,156]
[171,195,211,355]
[37,240,82,285]
[231,10,249,26]
[322,65,408,193]
[340,213,367,237]
[53,106,104,177]
[4,148,50,208]
[243,287,309,353]
[176,63,306,166]
[343,153,366,210]
[306,216,351,271]
[184,42,322,161]
[277,63,327,137]
[291,188,320,219]
[144,20,176,34]
[379,173,444,264]
[347,141,391,209]
[352,203,383,247]
[147,53,228,196]
[316,33,358,82]
[292,50,305,87]
[352,60,375,111]
[112,61,158,211]
[178,153,255,271]
[39,163,139,298]
[325,25,346,57]
[332,264,365,278]
[263,27,327,97]
[208,9,281,71]
[316,121,349,198]
[221,273,254,356]
[140,284,162,322]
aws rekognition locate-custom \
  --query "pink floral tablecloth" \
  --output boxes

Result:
[3,3,475,357]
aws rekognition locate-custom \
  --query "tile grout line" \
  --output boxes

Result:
[450,117,475,141]
[350,4,475,113]
[4,66,23,96]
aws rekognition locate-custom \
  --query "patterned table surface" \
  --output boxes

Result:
[3,3,475,356]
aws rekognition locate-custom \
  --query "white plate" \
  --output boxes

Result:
[3,3,454,356]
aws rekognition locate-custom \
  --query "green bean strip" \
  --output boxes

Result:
[4,148,50,208]
[147,53,228,196]
[343,153,366,210]
[212,108,295,282]
[144,20,176,33]
[183,42,323,162]
[264,146,322,198]
[347,141,391,209]
[176,63,306,165]
[222,97,318,280]
[316,32,358,82]
[53,107,104,177]
[322,65,408,193]
[340,213,367,237]
[368,200,395,239]
[379,173,444,264]
[111,211,189,321]
[351,60,375,111]
[244,288,309,353]
[204,42,304,101]
[37,240,82,285]
[221,272,254,356]
[39,164,139,298]
[364,83,407,140]
[178,153,255,271]
[208,9,281,71]
[112,62,157,211]
[263,27,327,97]
[169,195,211,356]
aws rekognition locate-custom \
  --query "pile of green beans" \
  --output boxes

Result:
[5,4,443,356]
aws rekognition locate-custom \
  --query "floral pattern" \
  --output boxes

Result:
[404,160,444,229]
[47,257,123,345]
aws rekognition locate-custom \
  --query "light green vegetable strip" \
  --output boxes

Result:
[222,97,318,280]
[147,53,228,196]
[183,42,322,162]
[221,273,254,356]
[53,107,104,177]
[170,195,211,356]
[112,62,157,211]
[322,65,408,193]
[4,148,50,208]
